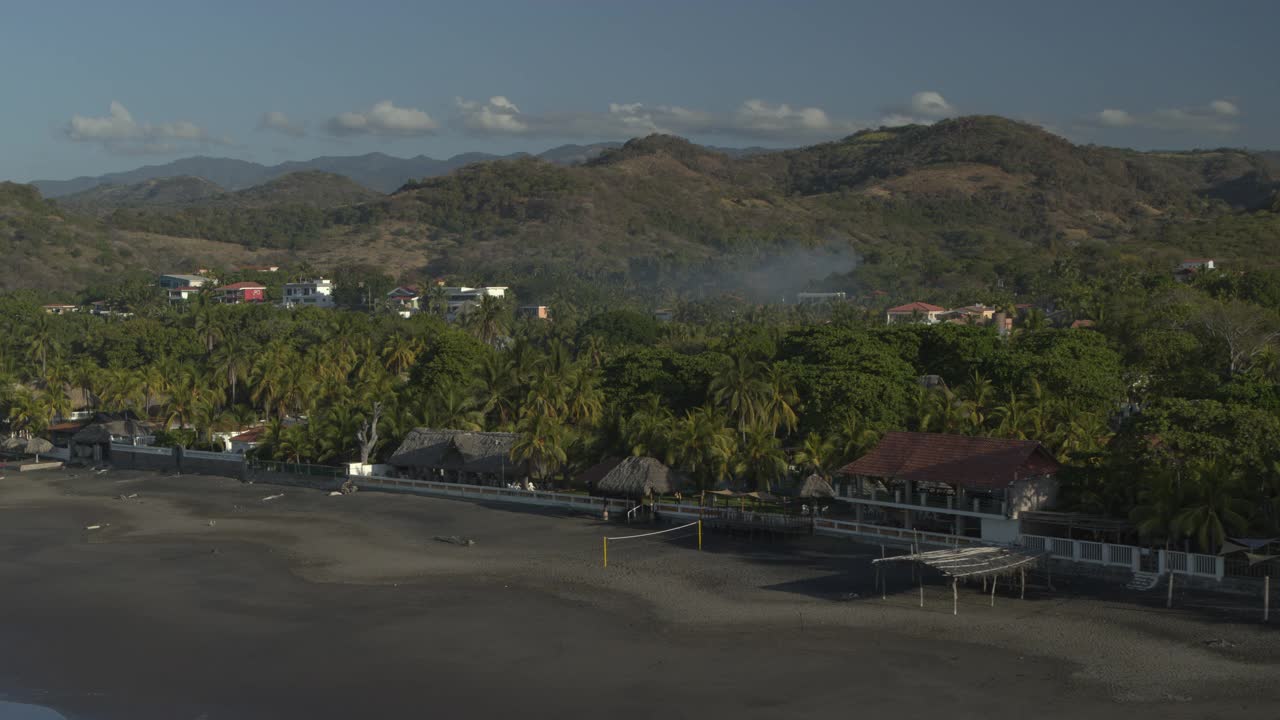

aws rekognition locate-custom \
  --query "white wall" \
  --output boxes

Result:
[980,517,1020,544]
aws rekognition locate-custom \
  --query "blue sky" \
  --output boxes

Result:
[4,0,1275,182]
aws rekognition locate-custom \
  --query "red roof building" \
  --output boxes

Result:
[835,431,1061,542]
[215,281,267,304]
[885,302,947,325]
[839,432,1059,491]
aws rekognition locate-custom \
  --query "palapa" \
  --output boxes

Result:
[795,474,835,498]
[595,456,685,499]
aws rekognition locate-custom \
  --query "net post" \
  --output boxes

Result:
[697,520,703,551]
[602,537,608,568]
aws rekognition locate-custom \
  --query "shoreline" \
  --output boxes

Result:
[2,469,1277,719]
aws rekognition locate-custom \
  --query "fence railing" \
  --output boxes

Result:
[1019,533,1224,580]
[251,459,344,477]
[837,486,1007,517]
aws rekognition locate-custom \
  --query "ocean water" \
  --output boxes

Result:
[0,701,69,719]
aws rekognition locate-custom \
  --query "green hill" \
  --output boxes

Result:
[8,116,1280,299]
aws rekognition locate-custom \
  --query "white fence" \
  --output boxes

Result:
[1019,533,1223,580]
[360,474,632,514]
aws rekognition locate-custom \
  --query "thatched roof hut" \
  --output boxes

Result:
[595,456,685,499]
[388,428,522,475]
[72,424,114,445]
[795,474,835,498]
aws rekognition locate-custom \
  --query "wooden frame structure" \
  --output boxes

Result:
[872,546,1047,615]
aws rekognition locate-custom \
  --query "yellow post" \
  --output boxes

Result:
[697,520,703,551]
[602,537,608,568]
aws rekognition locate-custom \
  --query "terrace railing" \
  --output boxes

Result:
[1018,533,1224,580]
[838,485,1007,517]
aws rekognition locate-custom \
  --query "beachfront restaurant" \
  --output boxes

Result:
[835,431,1060,543]
[386,428,526,487]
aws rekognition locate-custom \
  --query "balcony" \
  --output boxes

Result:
[835,485,1008,518]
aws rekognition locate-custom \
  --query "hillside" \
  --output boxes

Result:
[0,182,282,294]
[8,116,1280,299]
[57,176,226,215]
[30,142,631,196]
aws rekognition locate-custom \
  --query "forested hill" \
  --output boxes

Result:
[8,116,1280,298]
[58,171,383,215]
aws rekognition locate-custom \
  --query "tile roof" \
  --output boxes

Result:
[887,302,946,313]
[230,427,266,443]
[837,431,1059,491]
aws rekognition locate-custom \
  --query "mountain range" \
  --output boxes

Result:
[31,142,772,197]
[5,116,1278,302]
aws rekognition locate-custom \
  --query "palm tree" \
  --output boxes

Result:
[192,300,224,353]
[428,382,483,430]
[211,338,250,408]
[1131,468,1186,550]
[709,353,767,438]
[381,334,422,376]
[669,406,737,490]
[957,370,994,434]
[793,432,838,479]
[476,354,519,428]
[564,368,604,427]
[510,413,570,486]
[832,410,880,465]
[1174,460,1250,552]
[27,314,55,380]
[620,395,674,461]
[760,364,800,438]
[736,424,787,491]
[463,295,511,347]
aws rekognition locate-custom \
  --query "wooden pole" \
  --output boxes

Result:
[1264,575,1270,623]
[990,573,998,607]
[1020,567,1026,600]
[881,545,887,600]
[602,537,608,568]
[919,577,924,608]
[697,520,703,551]
[952,578,958,616]
[1166,571,1174,609]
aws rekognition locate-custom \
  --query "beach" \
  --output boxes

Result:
[0,469,1276,720]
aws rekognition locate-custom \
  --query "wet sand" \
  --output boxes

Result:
[0,469,1276,720]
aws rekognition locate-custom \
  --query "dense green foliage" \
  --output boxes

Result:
[6,259,1280,552]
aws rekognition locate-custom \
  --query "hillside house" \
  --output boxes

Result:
[167,286,203,303]
[836,431,1061,543]
[653,309,675,323]
[1174,258,1216,283]
[228,427,266,454]
[797,292,847,305]
[939,304,997,325]
[444,286,508,322]
[214,281,266,304]
[158,273,211,290]
[517,305,551,320]
[386,286,421,315]
[41,304,79,315]
[239,265,280,273]
[282,278,335,308]
[885,302,947,324]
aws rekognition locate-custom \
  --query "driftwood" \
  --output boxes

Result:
[434,535,476,547]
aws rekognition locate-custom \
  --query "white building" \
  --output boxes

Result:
[158,274,211,290]
[443,286,508,322]
[282,278,335,308]
[797,292,847,305]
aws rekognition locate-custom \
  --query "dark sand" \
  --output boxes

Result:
[0,469,1276,720]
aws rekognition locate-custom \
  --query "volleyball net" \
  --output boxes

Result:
[602,521,702,568]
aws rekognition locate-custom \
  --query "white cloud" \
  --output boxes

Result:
[1096,108,1135,127]
[1087,99,1241,133]
[451,96,859,141]
[909,91,954,118]
[1208,99,1239,117]
[65,101,229,154]
[325,100,438,137]
[879,91,957,127]
[258,111,305,138]
[456,96,528,133]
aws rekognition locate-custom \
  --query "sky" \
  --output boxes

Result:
[3,0,1276,182]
